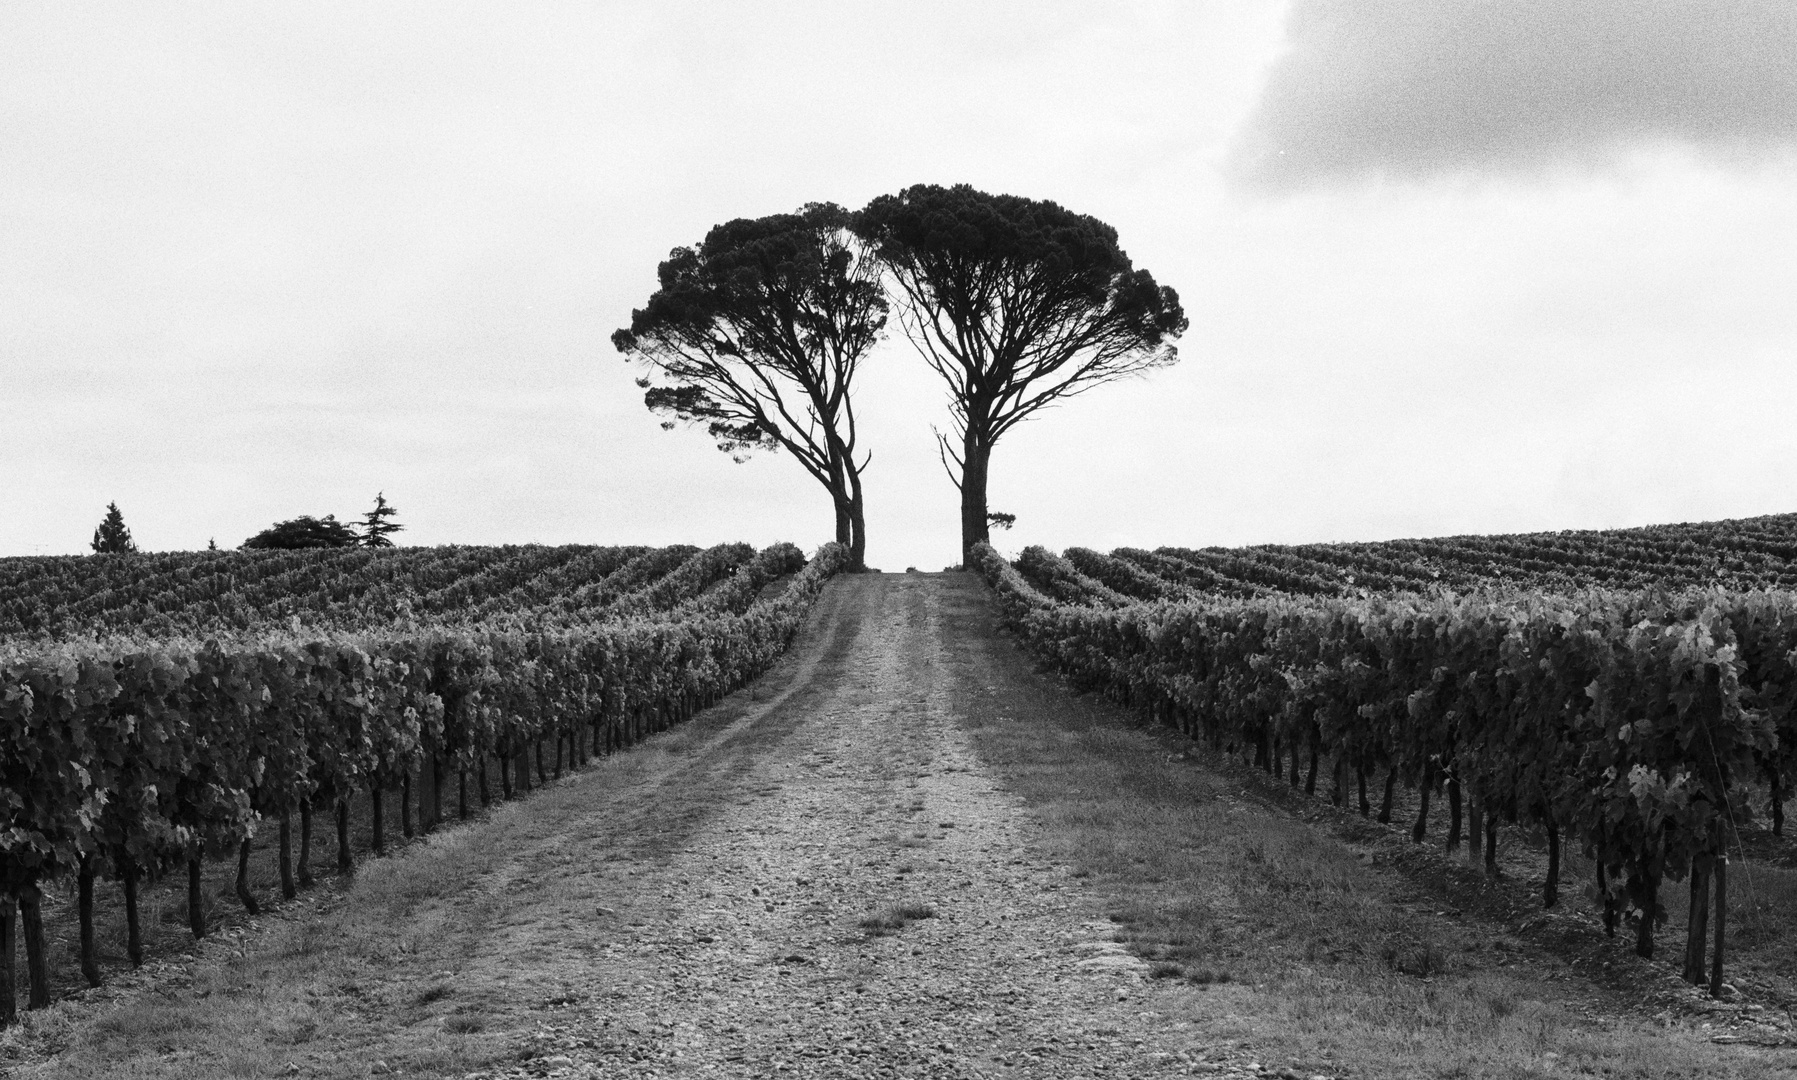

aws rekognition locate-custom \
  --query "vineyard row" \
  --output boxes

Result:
[0,542,847,1022]
[977,541,1797,997]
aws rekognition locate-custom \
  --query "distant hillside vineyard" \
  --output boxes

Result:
[0,541,808,641]
[1017,513,1797,605]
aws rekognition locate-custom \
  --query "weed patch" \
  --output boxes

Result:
[859,901,936,935]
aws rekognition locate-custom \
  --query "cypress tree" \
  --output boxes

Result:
[90,502,138,554]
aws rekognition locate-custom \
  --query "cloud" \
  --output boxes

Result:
[1233,0,1797,187]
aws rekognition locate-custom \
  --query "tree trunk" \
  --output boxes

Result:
[1684,861,1711,984]
[20,883,47,1009]
[1445,773,1462,853]
[1711,853,1728,997]
[1484,815,1499,877]
[1412,764,1435,843]
[188,852,207,938]
[1379,769,1396,824]
[846,464,868,572]
[122,859,144,966]
[479,757,492,806]
[298,800,314,887]
[1288,739,1301,788]
[78,854,100,988]
[1331,754,1346,807]
[401,772,413,839]
[1357,765,1370,816]
[958,432,993,566]
[830,471,853,560]
[535,739,547,784]
[1304,739,1319,796]
[236,838,259,914]
[1544,819,1560,908]
[336,799,353,873]
[459,770,469,819]
[279,812,297,899]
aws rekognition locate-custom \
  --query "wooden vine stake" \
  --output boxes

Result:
[279,812,297,900]
[0,891,15,1026]
[236,838,259,914]
[122,858,145,966]
[77,853,100,987]
[20,881,49,1008]
[187,852,206,938]
[297,801,314,887]
[336,800,353,873]
[1711,843,1728,998]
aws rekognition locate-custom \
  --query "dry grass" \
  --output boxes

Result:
[859,901,936,935]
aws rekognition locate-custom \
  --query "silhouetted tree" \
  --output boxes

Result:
[855,184,1186,563]
[614,203,885,570]
[90,502,138,554]
[242,515,359,550]
[359,492,403,548]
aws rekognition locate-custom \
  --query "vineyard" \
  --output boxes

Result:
[1044,512,1797,603]
[981,512,1797,999]
[0,540,846,1023]
[0,540,808,640]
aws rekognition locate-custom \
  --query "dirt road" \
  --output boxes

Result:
[449,570,1197,1078]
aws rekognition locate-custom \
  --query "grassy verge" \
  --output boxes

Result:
[946,583,1792,1079]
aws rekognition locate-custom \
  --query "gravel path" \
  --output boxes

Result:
[465,572,1217,1079]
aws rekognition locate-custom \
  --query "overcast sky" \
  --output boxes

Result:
[6,1,1797,568]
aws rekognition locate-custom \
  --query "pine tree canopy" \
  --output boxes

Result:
[360,492,403,548]
[242,515,361,550]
